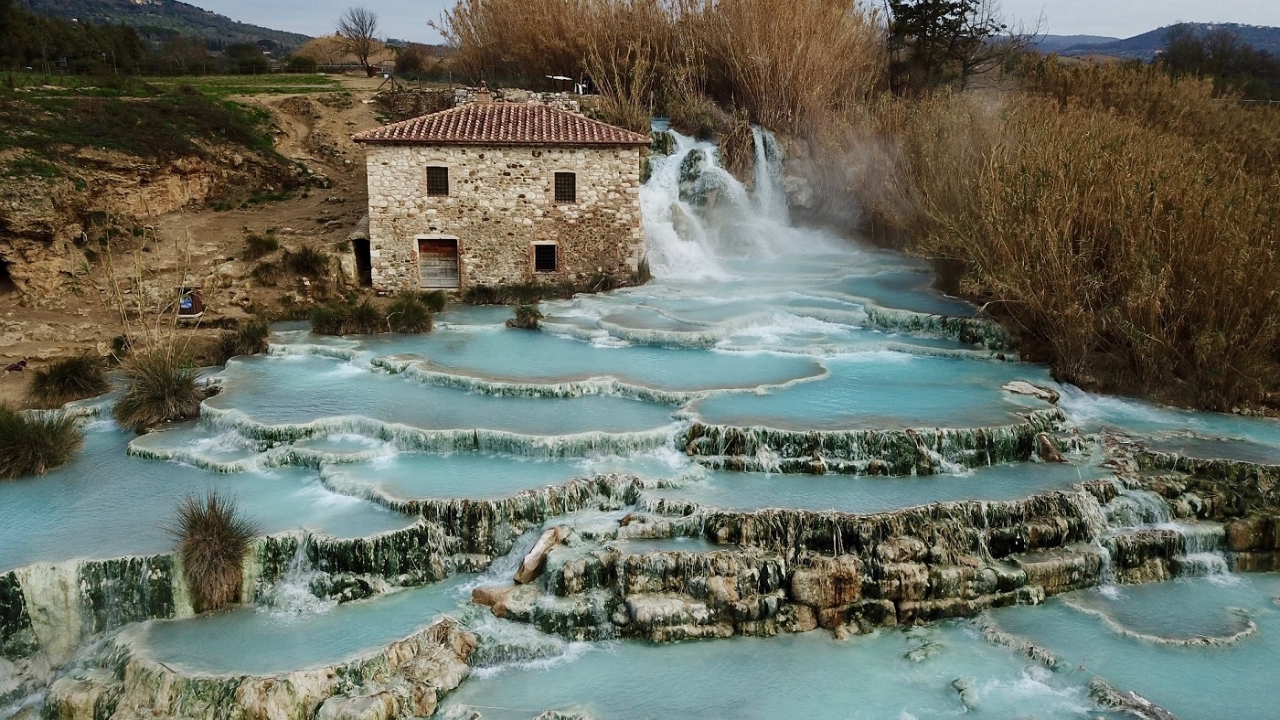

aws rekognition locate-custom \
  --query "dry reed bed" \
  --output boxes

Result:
[839,70,1280,410]
[435,0,884,134]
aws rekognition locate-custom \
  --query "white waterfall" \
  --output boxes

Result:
[751,126,790,223]
[641,126,840,281]
[257,539,336,617]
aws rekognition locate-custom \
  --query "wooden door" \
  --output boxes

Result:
[418,238,459,289]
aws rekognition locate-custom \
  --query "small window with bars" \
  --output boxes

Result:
[554,172,576,203]
[426,166,449,196]
[534,243,558,273]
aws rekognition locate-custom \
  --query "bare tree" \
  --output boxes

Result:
[885,0,1037,94]
[337,7,380,77]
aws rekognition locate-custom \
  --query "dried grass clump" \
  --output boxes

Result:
[310,293,446,335]
[386,293,436,333]
[463,280,580,305]
[214,321,271,365]
[0,406,83,480]
[506,304,544,330]
[242,233,280,261]
[112,349,205,432]
[170,492,259,612]
[26,354,109,407]
[310,297,382,335]
[282,246,330,277]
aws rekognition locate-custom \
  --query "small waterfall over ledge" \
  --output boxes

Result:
[642,125,837,280]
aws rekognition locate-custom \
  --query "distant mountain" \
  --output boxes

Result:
[20,0,311,52]
[1034,35,1119,53]
[1055,23,1280,60]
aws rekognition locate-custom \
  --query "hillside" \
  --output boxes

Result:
[19,0,310,51]
[1034,35,1119,54]
[1058,23,1280,60]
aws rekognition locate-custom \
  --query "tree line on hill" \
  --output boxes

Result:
[1161,23,1280,100]
[0,0,452,77]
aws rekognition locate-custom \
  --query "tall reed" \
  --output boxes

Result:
[852,89,1280,409]
[435,0,887,135]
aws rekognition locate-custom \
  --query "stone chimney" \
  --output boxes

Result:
[475,81,492,104]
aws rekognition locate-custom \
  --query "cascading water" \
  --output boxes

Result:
[751,126,790,223]
[641,127,837,281]
[256,538,336,617]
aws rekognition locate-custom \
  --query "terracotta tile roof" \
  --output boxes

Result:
[352,103,651,147]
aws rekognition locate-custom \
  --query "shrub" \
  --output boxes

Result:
[462,284,503,305]
[170,492,259,612]
[251,261,283,286]
[463,281,579,305]
[0,406,83,480]
[113,350,206,432]
[283,246,331,277]
[386,293,435,333]
[310,298,383,335]
[242,233,280,261]
[214,321,271,365]
[286,55,319,73]
[420,290,449,313]
[27,354,109,407]
[584,271,620,293]
[507,304,544,330]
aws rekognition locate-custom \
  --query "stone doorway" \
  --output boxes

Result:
[352,239,373,287]
[418,238,459,289]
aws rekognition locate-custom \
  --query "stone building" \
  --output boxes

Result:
[353,96,650,293]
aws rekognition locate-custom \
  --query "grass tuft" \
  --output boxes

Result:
[0,406,83,480]
[214,321,271,365]
[506,304,544,330]
[112,350,206,433]
[310,298,383,335]
[386,293,436,333]
[282,246,330,277]
[169,492,259,612]
[26,354,109,407]
[242,233,280,261]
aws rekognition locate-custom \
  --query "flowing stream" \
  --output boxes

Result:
[4,127,1280,720]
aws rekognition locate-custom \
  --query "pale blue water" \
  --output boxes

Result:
[689,353,1052,430]
[990,574,1280,720]
[0,422,411,572]
[207,354,679,436]
[652,461,1102,513]
[139,576,473,675]
[1144,435,1280,466]
[357,326,827,393]
[829,269,978,317]
[1059,386,1280,457]
[322,453,592,501]
[442,624,1102,720]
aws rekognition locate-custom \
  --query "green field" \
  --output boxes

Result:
[4,72,344,98]
[143,74,343,97]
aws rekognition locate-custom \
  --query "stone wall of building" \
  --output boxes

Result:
[364,142,644,292]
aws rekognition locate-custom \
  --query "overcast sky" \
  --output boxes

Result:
[198,0,1280,44]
